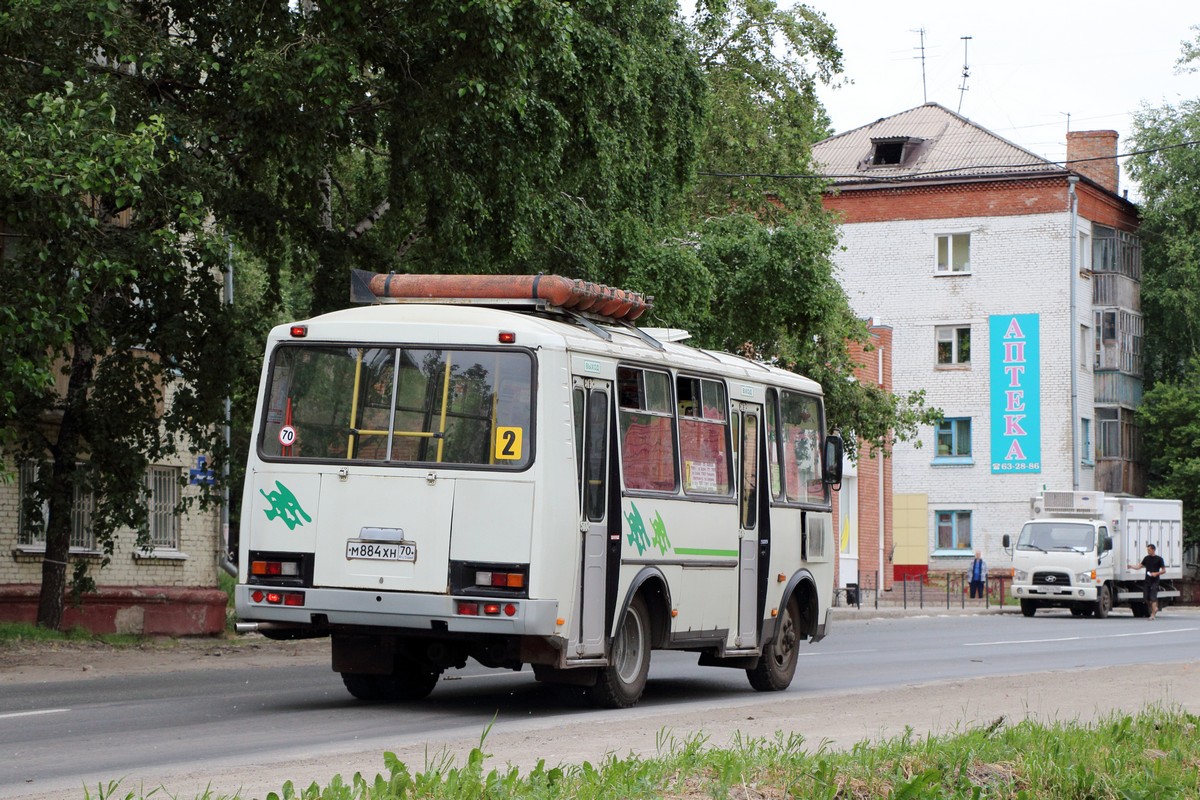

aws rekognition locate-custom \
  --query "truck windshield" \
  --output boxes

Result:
[260,345,534,469]
[1016,521,1095,552]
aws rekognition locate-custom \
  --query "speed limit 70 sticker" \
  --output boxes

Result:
[279,425,297,447]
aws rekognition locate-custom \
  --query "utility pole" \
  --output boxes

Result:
[913,28,928,104]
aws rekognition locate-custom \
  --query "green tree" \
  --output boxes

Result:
[677,0,938,455]
[1129,27,1200,537]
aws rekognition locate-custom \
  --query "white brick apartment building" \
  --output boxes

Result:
[814,103,1143,579]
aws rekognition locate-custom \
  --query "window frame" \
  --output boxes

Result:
[145,466,181,551]
[933,417,973,464]
[935,232,972,274]
[17,461,98,552]
[935,325,971,366]
[933,509,973,555]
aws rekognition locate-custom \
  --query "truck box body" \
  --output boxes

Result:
[1009,491,1183,617]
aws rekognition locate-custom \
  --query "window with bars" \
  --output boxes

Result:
[17,462,96,550]
[146,466,181,549]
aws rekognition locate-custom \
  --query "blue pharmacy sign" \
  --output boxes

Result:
[990,314,1041,473]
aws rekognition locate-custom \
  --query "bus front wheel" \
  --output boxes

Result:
[747,596,801,692]
[591,594,651,709]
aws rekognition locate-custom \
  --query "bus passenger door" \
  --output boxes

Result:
[571,378,611,658]
[733,403,761,648]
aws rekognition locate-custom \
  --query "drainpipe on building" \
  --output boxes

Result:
[220,241,238,577]
[1068,175,1080,491]
[878,344,885,589]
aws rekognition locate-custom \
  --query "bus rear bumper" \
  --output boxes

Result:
[235,585,560,637]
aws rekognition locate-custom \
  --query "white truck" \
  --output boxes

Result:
[1003,490,1183,618]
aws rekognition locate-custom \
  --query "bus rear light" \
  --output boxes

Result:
[251,560,300,577]
[498,331,516,344]
[483,603,502,616]
[254,590,305,606]
[290,325,308,338]
[457,602,480,616]
[504,604,517,617]
[476,570,525,589]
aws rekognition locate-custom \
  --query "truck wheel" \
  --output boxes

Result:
[1095,585,1111,619]
[1020,599,1037,617]
[747,596,801,692]
[591,594,651,708]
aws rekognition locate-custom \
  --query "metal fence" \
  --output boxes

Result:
[836,572,1011,610]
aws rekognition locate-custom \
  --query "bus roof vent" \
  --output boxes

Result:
[349,270,653,323]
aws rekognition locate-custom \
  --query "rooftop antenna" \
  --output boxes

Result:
[957,35,972,114]
[913,27,928,103]
[1061,111,1072,133]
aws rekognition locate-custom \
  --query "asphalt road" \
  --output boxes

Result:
[4,608,1199,799]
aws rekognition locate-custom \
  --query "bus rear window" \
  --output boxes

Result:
[261,345,533,468]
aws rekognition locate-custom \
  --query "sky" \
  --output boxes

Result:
[805,0,1200,199]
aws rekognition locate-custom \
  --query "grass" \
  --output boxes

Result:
[0,620,145,647]
[76,707,1200,800]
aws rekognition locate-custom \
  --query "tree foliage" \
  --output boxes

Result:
[1,0,937,626]
[1128,28,1200,538]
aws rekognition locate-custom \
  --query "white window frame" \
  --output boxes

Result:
[936,325,971,366]
[935,232,971,274]
[1081,417,1093,466]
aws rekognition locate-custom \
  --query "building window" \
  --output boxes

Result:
[936,510,972,552]
[1080,324,1090,368]
[1081,418,1093,465]
[1097,407,1120,459]
[936,326,971,365]
[935,418,972,460]
[936,233,971,273]
[146,466,181,549]
[17,462,96,550]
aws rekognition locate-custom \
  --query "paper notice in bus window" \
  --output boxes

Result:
[685,461,718,493]
[494,427,523,460]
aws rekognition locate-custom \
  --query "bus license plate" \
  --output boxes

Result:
[345,539,416,562]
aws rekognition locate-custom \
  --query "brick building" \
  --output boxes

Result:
[814,103,1143,580]
[834,323,894,597]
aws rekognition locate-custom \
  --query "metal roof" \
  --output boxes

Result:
[813,102,1065,187]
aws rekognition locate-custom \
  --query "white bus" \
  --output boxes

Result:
[235,273,843,708]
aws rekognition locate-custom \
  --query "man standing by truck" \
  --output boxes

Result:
[1129,544,1167,620]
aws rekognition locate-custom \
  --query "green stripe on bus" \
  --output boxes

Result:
[673,547,739,557]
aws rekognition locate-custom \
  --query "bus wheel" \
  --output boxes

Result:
[341,672,388,702]
[1094,585,1112,619]
[747,596,800,692]
[591,594,651,708]
[1020,600,1037,617]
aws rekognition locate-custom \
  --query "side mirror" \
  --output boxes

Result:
[1103,536,1113,553]
[1001,534,1011,548]
[823,435,844,489]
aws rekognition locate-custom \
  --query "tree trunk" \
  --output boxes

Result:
[35,333,95,630]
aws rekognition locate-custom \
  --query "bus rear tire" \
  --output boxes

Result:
[747,596,801,692]
[590,594,651,709]
[1020,599,1037,617]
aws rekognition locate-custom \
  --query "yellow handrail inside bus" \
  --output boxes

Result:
[347,348,364,459]
[435,355,452,462]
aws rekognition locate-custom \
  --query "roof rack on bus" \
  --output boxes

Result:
[349,270,653,324]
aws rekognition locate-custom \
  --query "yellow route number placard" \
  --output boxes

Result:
[494,427,523,461]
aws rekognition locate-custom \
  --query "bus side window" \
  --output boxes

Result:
[617,366,677,492]
[677,375,730,496]
[584,390,608,521]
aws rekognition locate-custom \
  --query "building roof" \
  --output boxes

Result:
[813,102,1065,188]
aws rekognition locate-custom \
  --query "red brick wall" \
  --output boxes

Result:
[824,178,1070,223]
[1066,130,1119,194]
[836,324,894,593]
